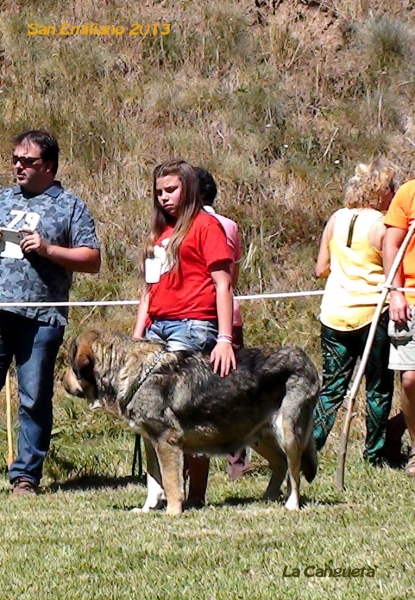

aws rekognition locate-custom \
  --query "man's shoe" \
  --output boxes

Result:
[12,478,38,496]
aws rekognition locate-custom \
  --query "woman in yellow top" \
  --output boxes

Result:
[313,159,396,464]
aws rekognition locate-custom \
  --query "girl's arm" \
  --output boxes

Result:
[383,225,410,325]
[210,261,237,377]
[132,288,150,339]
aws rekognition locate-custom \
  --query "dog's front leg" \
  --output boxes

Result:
[140,437,166,513]
[154,440,184,516]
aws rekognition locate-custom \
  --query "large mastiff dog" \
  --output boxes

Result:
[62,328,319,515]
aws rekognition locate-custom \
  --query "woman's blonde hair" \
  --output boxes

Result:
[143,159,201,270]
[344,158,396,209]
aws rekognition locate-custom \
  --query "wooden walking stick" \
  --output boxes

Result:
[336,218,415,490]
[5,370,13,469]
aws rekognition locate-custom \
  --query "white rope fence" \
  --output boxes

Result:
[0,284,411,308]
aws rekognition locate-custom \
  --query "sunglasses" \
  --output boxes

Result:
[12,155,43,167]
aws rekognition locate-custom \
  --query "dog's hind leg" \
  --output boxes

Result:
[140,437,166,513]
[277,415,302,511]
[283,446,301,510]
[253,432,287,502]
[154,439,185,516]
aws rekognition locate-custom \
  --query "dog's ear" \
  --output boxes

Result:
[69,329,103,372]
[74,343,93,371]
[70,337,95,379]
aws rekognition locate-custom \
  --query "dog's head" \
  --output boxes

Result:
[62,327,168,417]
[62,328,103,402]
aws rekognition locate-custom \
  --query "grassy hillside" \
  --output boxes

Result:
[1,0,414,351]
[0,0,414,474]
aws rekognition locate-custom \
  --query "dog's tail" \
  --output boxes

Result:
[301,435,318,483]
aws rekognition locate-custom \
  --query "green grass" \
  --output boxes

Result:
[0,380,412,600]
[0,441,412,600]
[0,1,414,596]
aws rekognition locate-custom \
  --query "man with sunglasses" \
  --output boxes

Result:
[0,130,100,495]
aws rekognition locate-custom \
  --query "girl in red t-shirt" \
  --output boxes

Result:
[133,159,236,507]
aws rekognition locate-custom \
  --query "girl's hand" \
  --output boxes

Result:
[210,341,237,377]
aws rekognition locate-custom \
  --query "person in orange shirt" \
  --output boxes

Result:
[384,178,415,475]
[313,159,396,464]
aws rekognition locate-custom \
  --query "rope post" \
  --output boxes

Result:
[336,219,415,491]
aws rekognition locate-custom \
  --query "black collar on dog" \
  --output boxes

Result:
[128,349,166,400]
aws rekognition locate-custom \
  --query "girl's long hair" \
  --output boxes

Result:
[143,159,202,270]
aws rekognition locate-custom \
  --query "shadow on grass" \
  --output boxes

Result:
[300,494,346,507]
[220,495,262,507]
[47,473,146,492]
[219,494,345,508]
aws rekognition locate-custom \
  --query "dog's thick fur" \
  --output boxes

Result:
[62,328,319,515]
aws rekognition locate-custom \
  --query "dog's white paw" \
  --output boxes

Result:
[130,503,161,514]
[166,504,183,516]
[89,399,103,410]
[137,497,167,513]
[130,507,144,514]
[139,503,155,513]
[284,494,300,511]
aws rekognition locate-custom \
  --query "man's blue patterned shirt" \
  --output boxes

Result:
[0,181,100,325]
